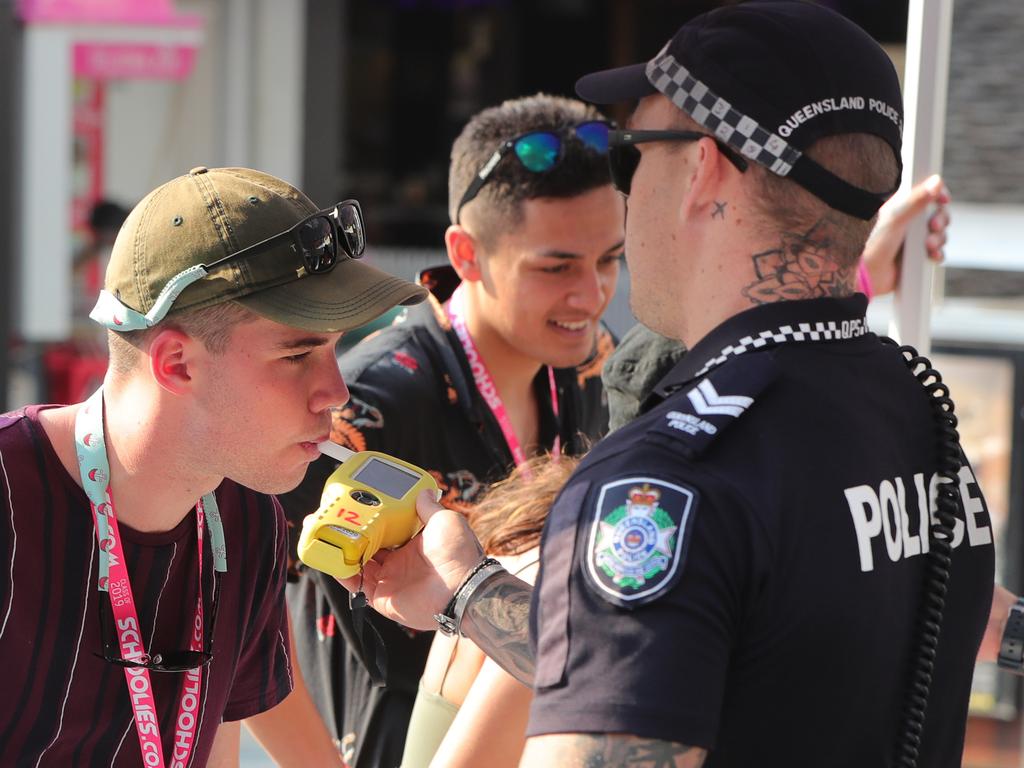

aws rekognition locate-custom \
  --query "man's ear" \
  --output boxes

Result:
[679,137,733,222]
[444,225,483,282]
[148,328,196,395]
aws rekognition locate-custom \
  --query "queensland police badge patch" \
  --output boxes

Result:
[584,477,697,608]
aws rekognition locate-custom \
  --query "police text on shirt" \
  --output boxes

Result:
[845,465,992,572]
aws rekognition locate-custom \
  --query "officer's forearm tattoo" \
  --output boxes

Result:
[539,734,707,768]
[460,570,535,686]
[742,215,855,304]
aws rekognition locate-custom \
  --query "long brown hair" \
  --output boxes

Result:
[468,454,580,556]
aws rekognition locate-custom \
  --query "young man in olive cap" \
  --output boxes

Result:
[338,4,993,767]
[0,166,424,765]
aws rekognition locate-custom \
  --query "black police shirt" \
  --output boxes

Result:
[528,295,994,767]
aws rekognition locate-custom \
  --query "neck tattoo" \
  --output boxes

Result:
[741,217,853,304]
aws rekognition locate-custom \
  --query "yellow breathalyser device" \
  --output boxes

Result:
[296,442,440,580]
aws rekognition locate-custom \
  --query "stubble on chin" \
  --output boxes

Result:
[230,459,310,497]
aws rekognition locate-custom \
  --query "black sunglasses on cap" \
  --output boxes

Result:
[608,129,749,195]
[225,199,367,275]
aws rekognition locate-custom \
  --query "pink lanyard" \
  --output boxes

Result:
[76,388,214,768]
[447,284,560,468]
[856,261,874,299]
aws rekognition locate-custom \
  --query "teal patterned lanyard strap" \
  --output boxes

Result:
[76,387,228,588]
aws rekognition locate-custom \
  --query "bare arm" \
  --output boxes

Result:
[431,656,534,768]
[242,612,344,767]
[335,493,536,682]
[978,583,1018,664]
[431,555,541,768]
[520,733,707,768]
[207,720,241,768]
[459,569,535,686]
[861,174,950,296]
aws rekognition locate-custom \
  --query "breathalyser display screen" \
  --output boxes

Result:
[354,457,420,498]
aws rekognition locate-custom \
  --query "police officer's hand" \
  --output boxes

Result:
[337,490,484,630]
[861,174,950,297]
[978,584,1018,664]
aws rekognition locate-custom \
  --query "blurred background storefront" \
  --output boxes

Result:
[4,0,308,407]
[0,0,1021,764]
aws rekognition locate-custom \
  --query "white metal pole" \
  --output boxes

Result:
[222,0,252,167]
[252,0,306,187]
[20,25,74,342]
[890,0,955,355]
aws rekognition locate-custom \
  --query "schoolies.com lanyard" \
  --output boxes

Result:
[76,388,227,768]
[447,284,560,468]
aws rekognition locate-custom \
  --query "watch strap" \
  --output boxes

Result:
[433,557,504,637]
[997,597,1024,673]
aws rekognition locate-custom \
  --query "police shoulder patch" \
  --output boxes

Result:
[648,351,779,458]
[583,476,698,609]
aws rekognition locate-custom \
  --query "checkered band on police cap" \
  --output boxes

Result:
[645,53,803,178]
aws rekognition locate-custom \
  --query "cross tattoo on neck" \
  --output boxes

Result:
[712,201,727,219]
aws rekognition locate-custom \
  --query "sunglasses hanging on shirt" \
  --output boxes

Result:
[95,570,222,672]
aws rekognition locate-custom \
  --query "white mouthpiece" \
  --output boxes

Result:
[317,441,355,463]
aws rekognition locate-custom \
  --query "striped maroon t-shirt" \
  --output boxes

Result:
[0,406,293,766]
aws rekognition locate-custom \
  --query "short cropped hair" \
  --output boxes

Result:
[669,110,899,270]
[749,132,900,268]
[107,301,257,377]
[448,94,613,245]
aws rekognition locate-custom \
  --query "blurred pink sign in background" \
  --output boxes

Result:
[73,43,197,80]
[17,0,200,26]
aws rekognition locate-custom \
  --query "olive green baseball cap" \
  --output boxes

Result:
[90,166,426,333]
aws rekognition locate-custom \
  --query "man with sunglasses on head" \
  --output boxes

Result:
[277,92,624,768]
[0,166,425,766]
[335,4,993,767]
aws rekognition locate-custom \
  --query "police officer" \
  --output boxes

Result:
[343,4,995,766]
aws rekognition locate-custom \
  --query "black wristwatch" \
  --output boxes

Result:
[997,597,1024,674]
[433,557,505,637]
